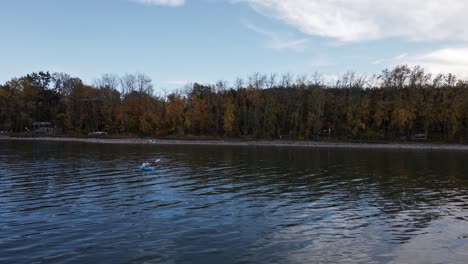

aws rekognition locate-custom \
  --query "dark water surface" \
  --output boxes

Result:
[1,140,467,264]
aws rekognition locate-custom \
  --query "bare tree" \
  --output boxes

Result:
[248,72,267,89]
[336,72,367,89]
[52,72,83,96]
[120,73,137,95]
[354,74,368,89]
[295,74,308,88]
[234,77,244,90]
[158,87,170,101]
[281,72,293,88]
[365,74,379,89]
[393,65,411,88]
[136,73,153,96]
[445,73,457,87]
[379,65,411,89]
[215,80,228,92]
[409,66,431,88]
[95,73,120,91]
[310,71,324,87]
[266,73,277,89]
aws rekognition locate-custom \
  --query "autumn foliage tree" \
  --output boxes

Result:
[0,65,467,142]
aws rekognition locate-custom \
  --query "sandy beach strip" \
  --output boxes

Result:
[1,136,467,151]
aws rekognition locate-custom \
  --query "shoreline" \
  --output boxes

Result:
[1,136,467,151]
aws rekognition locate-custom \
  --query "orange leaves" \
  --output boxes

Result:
[223,97,236,136]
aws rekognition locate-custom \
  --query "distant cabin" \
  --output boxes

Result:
[33,122,62,135]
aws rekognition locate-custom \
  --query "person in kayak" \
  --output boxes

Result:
[141,159,160,168]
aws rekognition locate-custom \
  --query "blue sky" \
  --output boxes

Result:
[1,0,468,89]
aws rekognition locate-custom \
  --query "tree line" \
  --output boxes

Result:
[0,65,466,142]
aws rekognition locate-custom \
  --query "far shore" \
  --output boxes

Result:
[1,136,467,151]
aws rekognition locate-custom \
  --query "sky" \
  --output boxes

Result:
[1,0,468,89]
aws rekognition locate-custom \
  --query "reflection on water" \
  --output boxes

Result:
[0,140,467,263]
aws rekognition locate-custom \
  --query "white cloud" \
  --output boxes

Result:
[243,21,308,51]
[375,47,468,77]
[372,53,408,65]
[419,48,468,66]
[410,47,468,77]
[132,0,185,7]
[394,53,409,61]
[242,0,468,42]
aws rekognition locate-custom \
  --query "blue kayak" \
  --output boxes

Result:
[139,166,156,171]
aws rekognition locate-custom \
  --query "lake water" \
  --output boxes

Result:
[1,140,467,264]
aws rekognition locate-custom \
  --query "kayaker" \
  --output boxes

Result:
[142,159,160,167]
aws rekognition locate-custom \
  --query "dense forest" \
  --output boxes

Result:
[0,65,467,143]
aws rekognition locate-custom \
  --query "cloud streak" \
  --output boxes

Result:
[242,0,468,42]
[132,0,185,7]
[243,21,308,51]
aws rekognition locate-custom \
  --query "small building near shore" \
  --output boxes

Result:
[33,122,62,135]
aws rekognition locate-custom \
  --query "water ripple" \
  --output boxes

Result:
[0,141,467,263]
